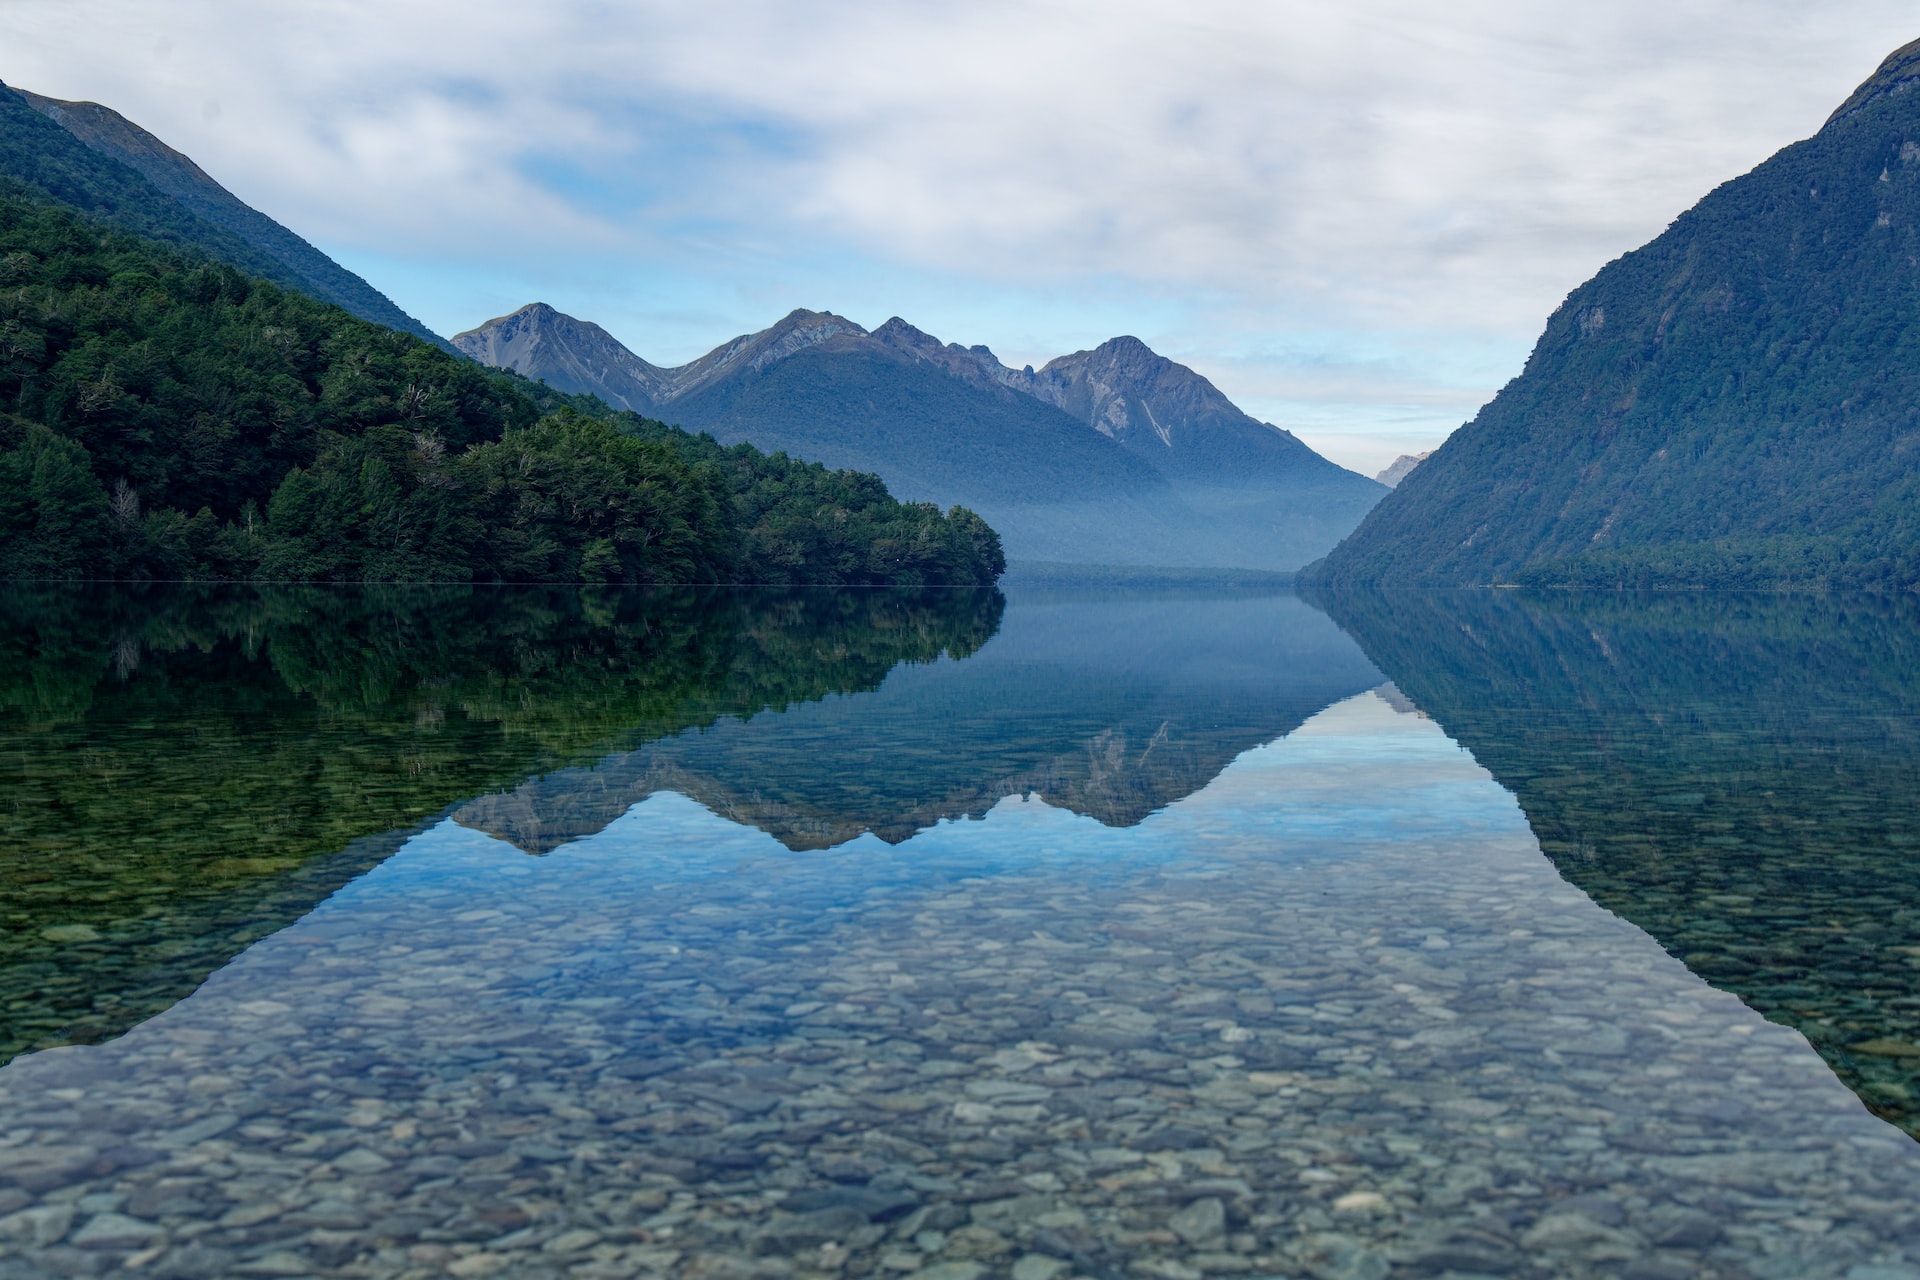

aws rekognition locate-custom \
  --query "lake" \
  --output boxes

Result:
[1,583,1918,1280]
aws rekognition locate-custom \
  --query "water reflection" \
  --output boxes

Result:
[452,591,1386,852]
[0,584,1003,1064]
[1320,589,1920,1138]
[5,586,1920,1280]
[5,692,1917,1279]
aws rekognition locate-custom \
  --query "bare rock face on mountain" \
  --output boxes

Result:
[453,303,669,412]
[13,87,451,352]
[453,304,1387,570]
[1375,452,1432,487]
[1010,336,1330,488]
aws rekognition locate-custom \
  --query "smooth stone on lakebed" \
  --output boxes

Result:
[1012,1255,1069,1280]
[235,1251,321,1276]
[752,1205,872,1254]
[0,1143,99,1192]
[0,1203,75,1247]
[781,1185,919,1220]
[1519,1211,1639,1256]
[332,1148,393,1175]
[1169,1197,1227,1245]
[69,1211,164,1249]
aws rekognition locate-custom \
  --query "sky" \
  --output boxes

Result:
[6,2,1917,474]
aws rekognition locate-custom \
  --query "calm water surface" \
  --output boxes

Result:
[1,585,1917,1280]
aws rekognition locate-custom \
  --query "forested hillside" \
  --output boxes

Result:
[1307,38,1920,589]
[0,194,1003,585]
[12,84,452,351]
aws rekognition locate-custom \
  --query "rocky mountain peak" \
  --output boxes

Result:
[452,303,666,412]
[686,308,866,385]
[869,317,1024,392]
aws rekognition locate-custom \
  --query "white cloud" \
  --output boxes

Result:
[6,0,1916,472]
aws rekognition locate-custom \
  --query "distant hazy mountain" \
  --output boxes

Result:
[3,82,451,352]
[1007,336,1322,486]
[452,302,665,410]
[455,303,1385,569]
[1309,37,1920,589]
[1375,451,1431,487]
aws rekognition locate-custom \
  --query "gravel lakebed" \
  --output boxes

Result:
[2,692,1917,1280]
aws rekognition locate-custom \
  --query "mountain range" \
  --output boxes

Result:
[1,75,1383,572]
[1308,37,1920,589]
[0,80,452,352]
[455,303,1385,569]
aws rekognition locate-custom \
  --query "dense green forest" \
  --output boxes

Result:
[1306,41,1920,588]
[0,191,1003,584]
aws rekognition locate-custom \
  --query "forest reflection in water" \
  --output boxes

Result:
[3,584,1920,1278]
[0,583,1387,1068]
[0,583,1005,1064]
[1320,587,1920,1139]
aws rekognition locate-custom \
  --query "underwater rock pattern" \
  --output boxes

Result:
[1,694,1917,1280]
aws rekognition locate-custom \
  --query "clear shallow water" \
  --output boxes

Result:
[1321,590,1920,1138]
[1,586,1919,1279]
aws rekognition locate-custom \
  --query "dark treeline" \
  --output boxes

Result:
[0,581,1006,1063]
[0,192,1003,585]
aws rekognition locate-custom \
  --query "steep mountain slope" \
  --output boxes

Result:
[455,305,1385,568]
[1308,37,1920,589]
[0,78,301,285]
[1010,336,1342,488]
[12,86,451,352]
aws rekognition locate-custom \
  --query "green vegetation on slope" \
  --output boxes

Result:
[1308,40,1920,588]
[13,85,455,352]
[0,79,322,305]
[0,193,1003,584]
[0,582,1006,1063]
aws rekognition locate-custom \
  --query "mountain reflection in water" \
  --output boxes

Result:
[0,584,1004,1065]
[1320,588,1920,1138]
[452,590,1386,852]
[6,585,1920,1279]
[0,584,1381,1066]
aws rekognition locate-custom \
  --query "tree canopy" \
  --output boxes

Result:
[0,191,1003,585]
